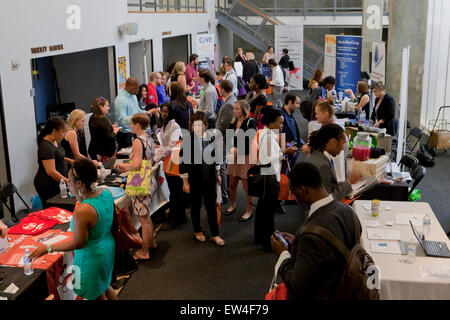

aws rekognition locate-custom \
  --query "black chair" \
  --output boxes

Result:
[408,166,426,198]
[398,154,419,174]
[0,183,30,223]
[405,127,424,154]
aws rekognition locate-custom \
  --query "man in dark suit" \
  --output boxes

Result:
[270,162,362,300]
[306,124,362,200]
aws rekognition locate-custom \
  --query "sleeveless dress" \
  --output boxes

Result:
[70,189,115,300]
[131,133,155,216]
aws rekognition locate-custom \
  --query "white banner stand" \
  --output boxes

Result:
[396,46,410,164]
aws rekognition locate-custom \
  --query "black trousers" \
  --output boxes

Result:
[117,132,134,150]
[254,181,280,251]
[166,175,187,224]
[189,178,219,237]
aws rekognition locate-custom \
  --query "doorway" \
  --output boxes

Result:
[0,78,12,219]
[162,34,191,72]
[129,39,154,84]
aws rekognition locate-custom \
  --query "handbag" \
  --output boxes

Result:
[265,255,288,300]
[125,138,153,196]
[112,205,143,252]
[162,140,182,176]
[247,164,278,198]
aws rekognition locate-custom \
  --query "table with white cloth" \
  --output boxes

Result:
[353,200,450,300]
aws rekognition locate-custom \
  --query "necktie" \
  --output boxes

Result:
[330,158,335,169]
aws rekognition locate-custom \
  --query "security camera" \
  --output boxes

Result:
[118,23,138,36]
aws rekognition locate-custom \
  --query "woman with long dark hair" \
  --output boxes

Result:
[169,81,194,132]
[34,117,72,207]
[137,84,148,110]
[155,102,186,226]
[88,97,120,162]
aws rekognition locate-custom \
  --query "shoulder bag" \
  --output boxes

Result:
[125,138,153,196]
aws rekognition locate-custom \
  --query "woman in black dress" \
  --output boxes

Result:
[248,74,269,129]
[88,97,120,162]
[371,81,396,135]
[34,117,73,207]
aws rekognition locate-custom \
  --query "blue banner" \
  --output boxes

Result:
[335,35,362,97]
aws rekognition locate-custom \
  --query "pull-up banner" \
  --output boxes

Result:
[335,35,363,96]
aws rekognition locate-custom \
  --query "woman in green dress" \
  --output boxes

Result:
[30,158,117,300]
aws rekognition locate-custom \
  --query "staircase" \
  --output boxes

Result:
[216,0,324,80]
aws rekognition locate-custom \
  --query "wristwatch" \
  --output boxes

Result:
[46,245,53,254]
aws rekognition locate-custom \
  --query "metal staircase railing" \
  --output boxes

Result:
[216,0,325,80]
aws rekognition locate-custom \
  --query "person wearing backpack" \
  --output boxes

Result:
[223,58,238,97]
[270,162,364,300]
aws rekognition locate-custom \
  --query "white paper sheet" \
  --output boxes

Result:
[367,228,402,241]
[395,214,425,226]
[420,267,450,281]
[370,241,402,254]
[4,283,19,294]
[0,236,8,254]
[352,180,367,192]
[364,220,381,228]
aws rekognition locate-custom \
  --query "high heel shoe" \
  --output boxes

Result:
[225,208,236,216]
[239,214,253,223]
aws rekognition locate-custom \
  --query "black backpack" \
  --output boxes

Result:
[417,144,435,167]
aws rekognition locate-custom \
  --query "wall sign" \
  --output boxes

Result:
[371,41,386,83]
[31,44,64,54]
[335,35,363,96]
[118,56,128,90]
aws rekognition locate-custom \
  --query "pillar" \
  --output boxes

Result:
[386,0,428,128]
[361,0,384,73]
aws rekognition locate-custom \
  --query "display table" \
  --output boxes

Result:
[357,181,410,202]
[0,266,47,300]
[353,200,450,300]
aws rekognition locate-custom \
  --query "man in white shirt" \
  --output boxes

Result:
[223,58,238,97]
[268,59,284,109]
[270,162,361,300]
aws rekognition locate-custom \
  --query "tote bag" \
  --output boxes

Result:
[125,138,152,196]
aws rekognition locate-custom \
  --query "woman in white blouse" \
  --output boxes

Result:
[255,107,297,252]
[155,102,186,225]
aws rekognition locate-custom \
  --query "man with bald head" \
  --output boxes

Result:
[145,72,161,106]
[114,77,143,149]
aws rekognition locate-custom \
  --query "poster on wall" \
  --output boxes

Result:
[371,41,386,84]
[335,35,363,96]
[324,34,337,78]
[196,34,215,71]
[275,25,304,90]
[118,56,127,90]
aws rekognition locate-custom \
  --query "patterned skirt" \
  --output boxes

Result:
[131,195,152,216]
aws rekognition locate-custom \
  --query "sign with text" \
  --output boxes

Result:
[335,35,363,96]
[275,25,304,90]
[118,56,127,90]
[371,41,386,83]
[324,34,337,78]
[196,34,214,70]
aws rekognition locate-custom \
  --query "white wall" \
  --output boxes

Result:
[421,0,450,129]
[0,0,211,209]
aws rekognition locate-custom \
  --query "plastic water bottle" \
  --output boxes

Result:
[23,248,34,275]
[423,213,431,239]
[361,111,366,123]
[100,165,107,182]
[59,179,68,198]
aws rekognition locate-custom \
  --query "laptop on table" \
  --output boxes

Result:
[409,220,450,258]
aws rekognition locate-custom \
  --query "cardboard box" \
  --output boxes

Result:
[349,155,389,179]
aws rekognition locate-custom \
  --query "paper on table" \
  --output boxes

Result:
[395,214,424,226]
[364,220,381,228]
[117,147,132,155]
[370,241,402,254]
[367,228,402,241]
[4,283,19,294]
[352,180,367,192]
[420,266,450,281]
[0,236,8,254]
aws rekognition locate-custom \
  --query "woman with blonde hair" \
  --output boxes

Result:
[243,52,260,85]
[170,61,194,94]
[226,100,257,222]
[62,109,100,167]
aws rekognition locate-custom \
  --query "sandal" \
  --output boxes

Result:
[212,237,225,247]
[195,233,206,242]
